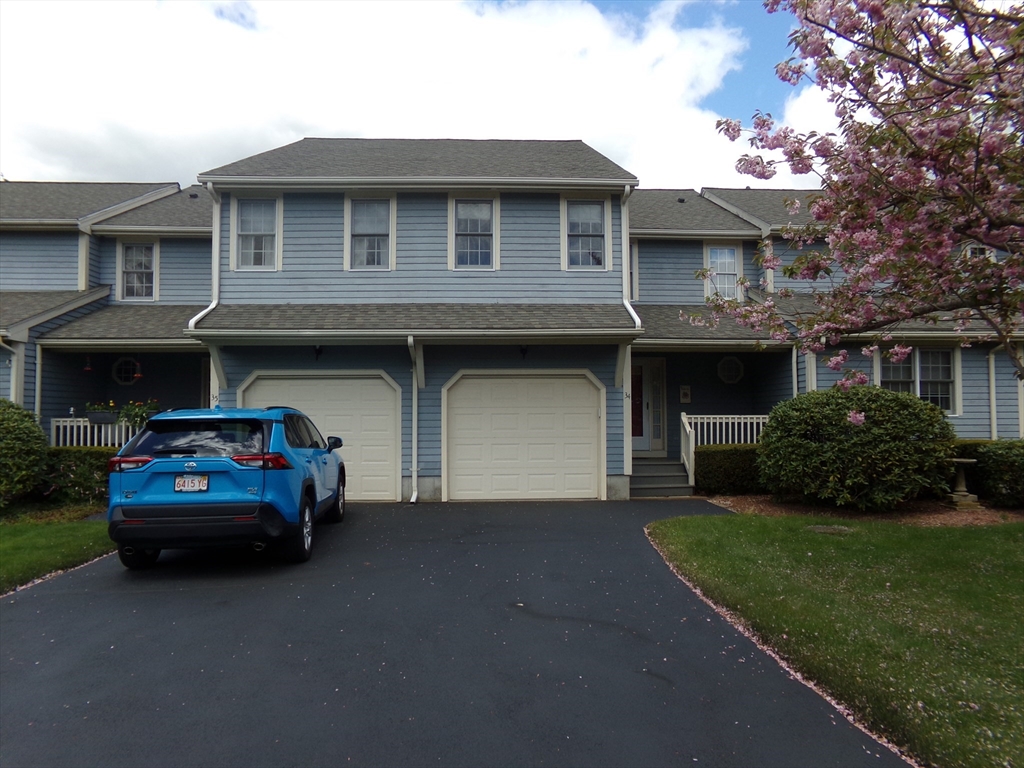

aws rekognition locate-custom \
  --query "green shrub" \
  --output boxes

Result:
[0,400,49,509]
[953,439,991,494]
[757,387,955,512]
[975,440,1024,508]
[694,444,765,495]
[33,447,117,506]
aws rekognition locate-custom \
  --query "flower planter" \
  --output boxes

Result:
[86,411,118,424]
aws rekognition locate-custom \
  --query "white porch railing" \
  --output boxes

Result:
[678,413,770,486]
[51,418,141,448]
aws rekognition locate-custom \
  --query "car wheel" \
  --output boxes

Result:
[325,480,345,524]
[284,497,314,563]
[117,545,161,570]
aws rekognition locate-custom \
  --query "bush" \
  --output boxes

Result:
[757,387,955,512]
[33,447,117,506]
[694,444,765,495]
[953,439,992,495]
[0,400,49,509]
[975,440,1024,508]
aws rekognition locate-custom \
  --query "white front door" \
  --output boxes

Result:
[631,359,665,455]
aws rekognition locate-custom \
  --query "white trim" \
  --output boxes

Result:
[807,352,818,391]
[34,345,43,418]
[953,346,963,417]
[762,237,775,293]
[1018,373,1024,439]
[561,195,613,271]
[623,344,632,477]
[875,346,961,416]
[3,340,24,405]
[630,241,640,301]
[791,345,799,397]
[237,369,403,501]
[989,348,998,440]
[229,194,283,272]
[116,239,160,302]
[440,369,607,502]
[344,193,397,271]
[199,175,638,190]
[447,193,501,271]
[704,241,744,300]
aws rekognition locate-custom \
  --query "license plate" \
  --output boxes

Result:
[174,475,209,492]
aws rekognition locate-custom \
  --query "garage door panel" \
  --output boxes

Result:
[447,375,601,500]
[243,375,399,501]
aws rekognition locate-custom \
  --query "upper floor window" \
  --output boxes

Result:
[121,243,156,300]
[455,200,494,269]
[705,243,741,299]
[231,197,282,271]
[881,349,956,412]
[345,195,396,270]
[567,201,605,269]
[351,200,390,269]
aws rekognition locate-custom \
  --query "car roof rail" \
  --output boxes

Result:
[262,405,295,411]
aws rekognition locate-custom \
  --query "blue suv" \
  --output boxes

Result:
[107,406,345,569]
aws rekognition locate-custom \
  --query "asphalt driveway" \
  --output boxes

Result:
[0,500,907,768]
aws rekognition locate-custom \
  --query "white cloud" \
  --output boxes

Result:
[0,0,818,190]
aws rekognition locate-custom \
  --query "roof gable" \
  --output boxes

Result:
[0,181,178,225]
[630,189,761,236]
[93,185,213,232]
[701,188,821,230]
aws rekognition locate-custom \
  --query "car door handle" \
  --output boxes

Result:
[305,458,313,464]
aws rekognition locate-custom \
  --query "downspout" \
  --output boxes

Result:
[188,184,222,332]
[620,185,641,330]
[0,340,18,405]
[407,335,419,504]
[791,345,799,398]
[189,185,222,405]
[989,347,998,440]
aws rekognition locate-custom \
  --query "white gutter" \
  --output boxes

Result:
[188,185,222,332]
[407,335,419,504]
[196,175,639,191]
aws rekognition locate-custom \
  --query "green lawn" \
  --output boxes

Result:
[0,503,114,594]
[647,515,1024,768]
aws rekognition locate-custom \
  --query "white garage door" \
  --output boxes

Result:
[241,374,400,501]
[446,374,602,500]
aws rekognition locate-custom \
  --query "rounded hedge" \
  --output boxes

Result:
[0,399,49,508]
[757,386,956,511]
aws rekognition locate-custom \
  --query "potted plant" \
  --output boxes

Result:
[119,398,160,427]
[86,400,118,424]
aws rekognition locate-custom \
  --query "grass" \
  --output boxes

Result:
[647,515,1024,768]
[0,502,114,594]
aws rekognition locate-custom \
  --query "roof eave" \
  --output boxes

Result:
[630,228,762,240]
[36,338,205,351]
[90,226,213,237]
[0,220,80,231]
[186,327,643,344]
[4,286,111,342]
[198,176,639,191]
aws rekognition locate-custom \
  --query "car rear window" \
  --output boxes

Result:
[123,419,265,458]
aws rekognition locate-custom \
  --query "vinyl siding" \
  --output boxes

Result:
[158,238,213,304]
[97,237,117,287]
[0,232,80,290]
[634,239,757,303]
[952,346,991,438]
[88,236,102,288]
[753,351,795,413]
[814,345,871,390]
[421,345,624,477]
[770,238,842,292]
[217,192,625,304]
[994,352,1023,438]
[0,348,10,400]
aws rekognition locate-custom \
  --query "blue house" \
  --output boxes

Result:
[2,140,1020,502]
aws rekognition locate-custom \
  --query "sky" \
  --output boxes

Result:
[0,0,836,191]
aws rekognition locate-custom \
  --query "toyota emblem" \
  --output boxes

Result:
[184,462,198,472]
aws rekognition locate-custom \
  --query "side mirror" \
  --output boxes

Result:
[327,436,343,451]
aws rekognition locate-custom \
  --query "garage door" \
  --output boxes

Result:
[445,374,603,500]
[240,373,400,501]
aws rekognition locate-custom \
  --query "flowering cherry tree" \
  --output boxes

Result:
[715,0,1024,377]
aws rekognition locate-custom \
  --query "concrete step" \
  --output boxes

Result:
[630,484,694,498]
[632,462,688,478]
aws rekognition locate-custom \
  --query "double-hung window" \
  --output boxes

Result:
[121,243,156,300]
[351,200,390,269]
[706,244,740,299]
[236,199,278,270]
[567,201,605,269]
[455,200,493,268]
[881,349,955,412]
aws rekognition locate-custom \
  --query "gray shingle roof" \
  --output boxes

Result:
[39,304,208,341]
[633,305,775,342]
[1,291,96,330]
[199,139,637,184]
[0,182,177,223]
[630,190,761,235]
[95,186,212,231]
[193,303,638,335]
[702,188,821,229]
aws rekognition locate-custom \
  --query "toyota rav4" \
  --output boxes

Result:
[107,406,345,569]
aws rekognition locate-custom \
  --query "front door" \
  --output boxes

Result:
[631,358,665,455]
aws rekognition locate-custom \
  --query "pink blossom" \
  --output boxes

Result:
[847,410,866,426]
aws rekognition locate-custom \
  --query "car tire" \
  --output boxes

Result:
[325,480,345,524]
[117,545,161,570]
[284,497,314,563]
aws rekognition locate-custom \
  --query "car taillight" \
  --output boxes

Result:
[231,452,293,469]
[108,456,153,472]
